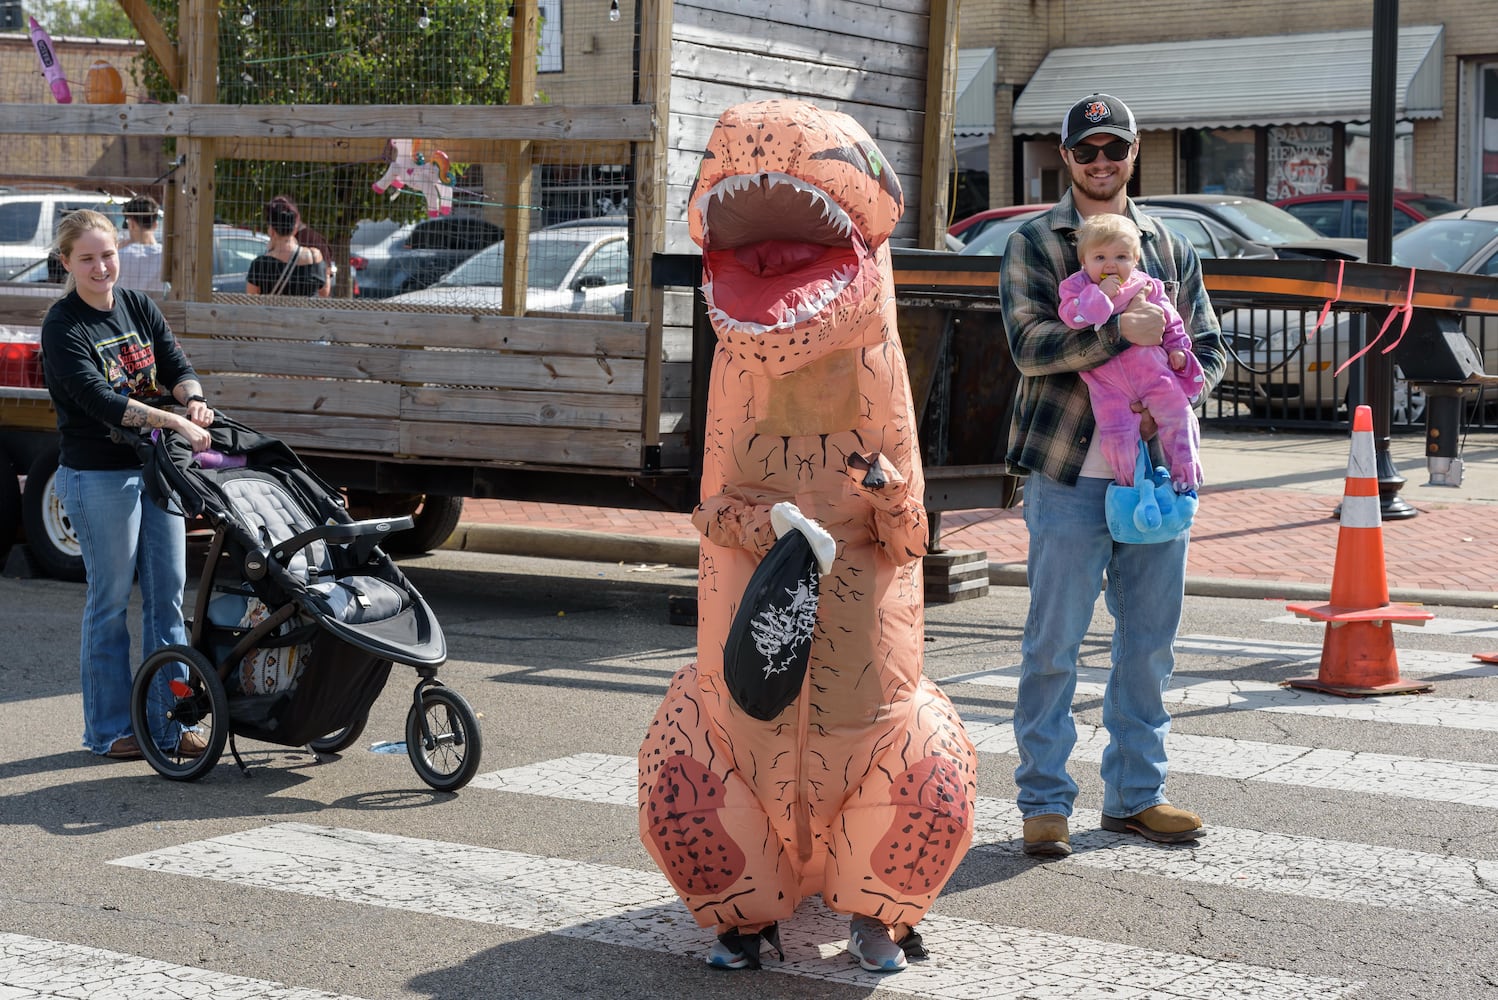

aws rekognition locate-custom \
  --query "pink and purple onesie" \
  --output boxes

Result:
[1059,269,1205,490]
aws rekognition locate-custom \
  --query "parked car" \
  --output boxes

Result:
[208,225,271,292]
[1134,194,1364,261]
[1274,190,1464,239]
[948,204,1054,245]
[3,224,269,293]
[1214,205,1498,422]
[955,209,1048,257]
[0,187,128,279]
[385,225,629,313]
[354,215,501,299]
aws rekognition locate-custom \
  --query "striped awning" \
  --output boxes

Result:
[956,47,997,136]
[1011,25,1444,137]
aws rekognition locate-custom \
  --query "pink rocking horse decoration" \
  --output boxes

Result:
[371,138,454,217]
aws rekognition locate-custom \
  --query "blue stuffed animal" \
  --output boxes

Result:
[1105,439,1198,545]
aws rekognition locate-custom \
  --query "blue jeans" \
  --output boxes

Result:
[55,465,189,754]
[1014,472,1188,820]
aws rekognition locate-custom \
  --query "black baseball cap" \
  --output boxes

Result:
[1061,93,1137,148]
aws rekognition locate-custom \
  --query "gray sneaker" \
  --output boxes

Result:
[847,916,908,972]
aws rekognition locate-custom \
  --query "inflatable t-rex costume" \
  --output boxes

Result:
[637,100,978,970]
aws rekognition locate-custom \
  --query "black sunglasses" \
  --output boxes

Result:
[1069,140,1133,164]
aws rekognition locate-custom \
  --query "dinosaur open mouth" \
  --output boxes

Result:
[697,171,868,337]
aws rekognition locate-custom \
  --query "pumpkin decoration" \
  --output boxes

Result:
[84,60,125,104]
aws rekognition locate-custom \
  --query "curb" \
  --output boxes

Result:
[443,523,1498,610]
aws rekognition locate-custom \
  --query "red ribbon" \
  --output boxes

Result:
[1308,259,1344,341]
[1334,267,1417,377]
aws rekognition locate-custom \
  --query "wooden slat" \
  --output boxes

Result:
[401,385,644,431]
[118,0,180,92]
[240,414,398,455]
[673,2,926,77]
[184,342,405,381]
[200,376,400,419]
[0,103,654,142]
[171,302,650,356]
[210,136,631,165]
[670,38,924,108]
[398,422,642,468]
[399,351,644,394]
[919,0,957,251]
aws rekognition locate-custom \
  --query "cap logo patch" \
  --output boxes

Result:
[1083,101,1111,123]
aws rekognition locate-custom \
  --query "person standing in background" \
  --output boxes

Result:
[115,195,166,292]
[246,195,331,297]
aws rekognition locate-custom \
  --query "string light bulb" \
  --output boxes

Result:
[325,2,337,27]
[609,0,620,22]
[239,3,254,26]
[503,3,514,28]
[417,4,430,29]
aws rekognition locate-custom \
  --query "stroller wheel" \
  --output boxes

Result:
[130,644,228,781]
[405,685,482,792]
[309,711,370,755]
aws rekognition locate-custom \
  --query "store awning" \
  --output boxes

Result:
[1011,25,1443,136]
[955,47,996,137]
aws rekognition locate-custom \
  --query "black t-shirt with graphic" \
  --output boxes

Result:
[41,288,196,470]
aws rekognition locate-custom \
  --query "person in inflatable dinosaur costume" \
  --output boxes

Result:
[637,100,978,974]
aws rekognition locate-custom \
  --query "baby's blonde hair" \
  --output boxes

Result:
[1075,212,1142,259]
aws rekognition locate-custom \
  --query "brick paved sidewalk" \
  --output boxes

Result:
[462,484,1498,601]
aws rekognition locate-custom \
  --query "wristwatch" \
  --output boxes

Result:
[186,394,208,404]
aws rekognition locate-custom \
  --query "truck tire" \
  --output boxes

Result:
[385,494,464,555]
[22,445,85,582]
[344,491,465,555]
[0,450,19,567]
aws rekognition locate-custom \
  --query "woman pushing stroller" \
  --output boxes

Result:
[42,208,215,761]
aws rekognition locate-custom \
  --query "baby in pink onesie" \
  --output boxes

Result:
[1059,213,1204,491]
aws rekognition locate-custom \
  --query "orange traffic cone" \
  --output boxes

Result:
[1285,405,1434,697]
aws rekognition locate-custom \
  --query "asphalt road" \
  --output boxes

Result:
[2,549,1496,1000]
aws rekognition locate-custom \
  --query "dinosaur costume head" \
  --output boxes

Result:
[689,100,904,377]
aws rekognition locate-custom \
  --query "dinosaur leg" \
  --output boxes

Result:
[821,682,976,930]
[638,664,799,931]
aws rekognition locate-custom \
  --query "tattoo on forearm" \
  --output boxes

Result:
[121,400,172,429]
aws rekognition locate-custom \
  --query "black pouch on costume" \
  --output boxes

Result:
[723,529,821,721]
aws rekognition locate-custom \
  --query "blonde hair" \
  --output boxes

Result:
[53,209,119,295]
[1075,212,1142,259]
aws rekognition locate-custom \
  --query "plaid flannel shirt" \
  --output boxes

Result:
[999,190,1225,484]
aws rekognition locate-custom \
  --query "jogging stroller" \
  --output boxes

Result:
[127,413,482,791]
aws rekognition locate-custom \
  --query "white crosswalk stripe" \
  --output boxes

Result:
[476,753,1498,916]
[1176,633,1498,678]
[110,823,1363,1000]
[943,664,1498,730]
[960,714,1498,809]
[0,933,368,1000]
[1260,613,1498,640]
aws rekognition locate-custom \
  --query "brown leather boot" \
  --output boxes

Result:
[1021,813,1071,857]
[1100,804,1205,843]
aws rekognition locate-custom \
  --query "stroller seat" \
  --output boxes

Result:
[219,474,409,625]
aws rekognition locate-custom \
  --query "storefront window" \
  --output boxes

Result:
[1481,64,1498,205]
[1267,126,1333,199]
[1182,128,1255,196]
[1344,122,1413,192]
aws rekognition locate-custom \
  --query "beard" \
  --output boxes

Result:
[1069,160,1135,203]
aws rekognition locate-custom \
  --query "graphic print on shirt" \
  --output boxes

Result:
[97,329,160,398]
